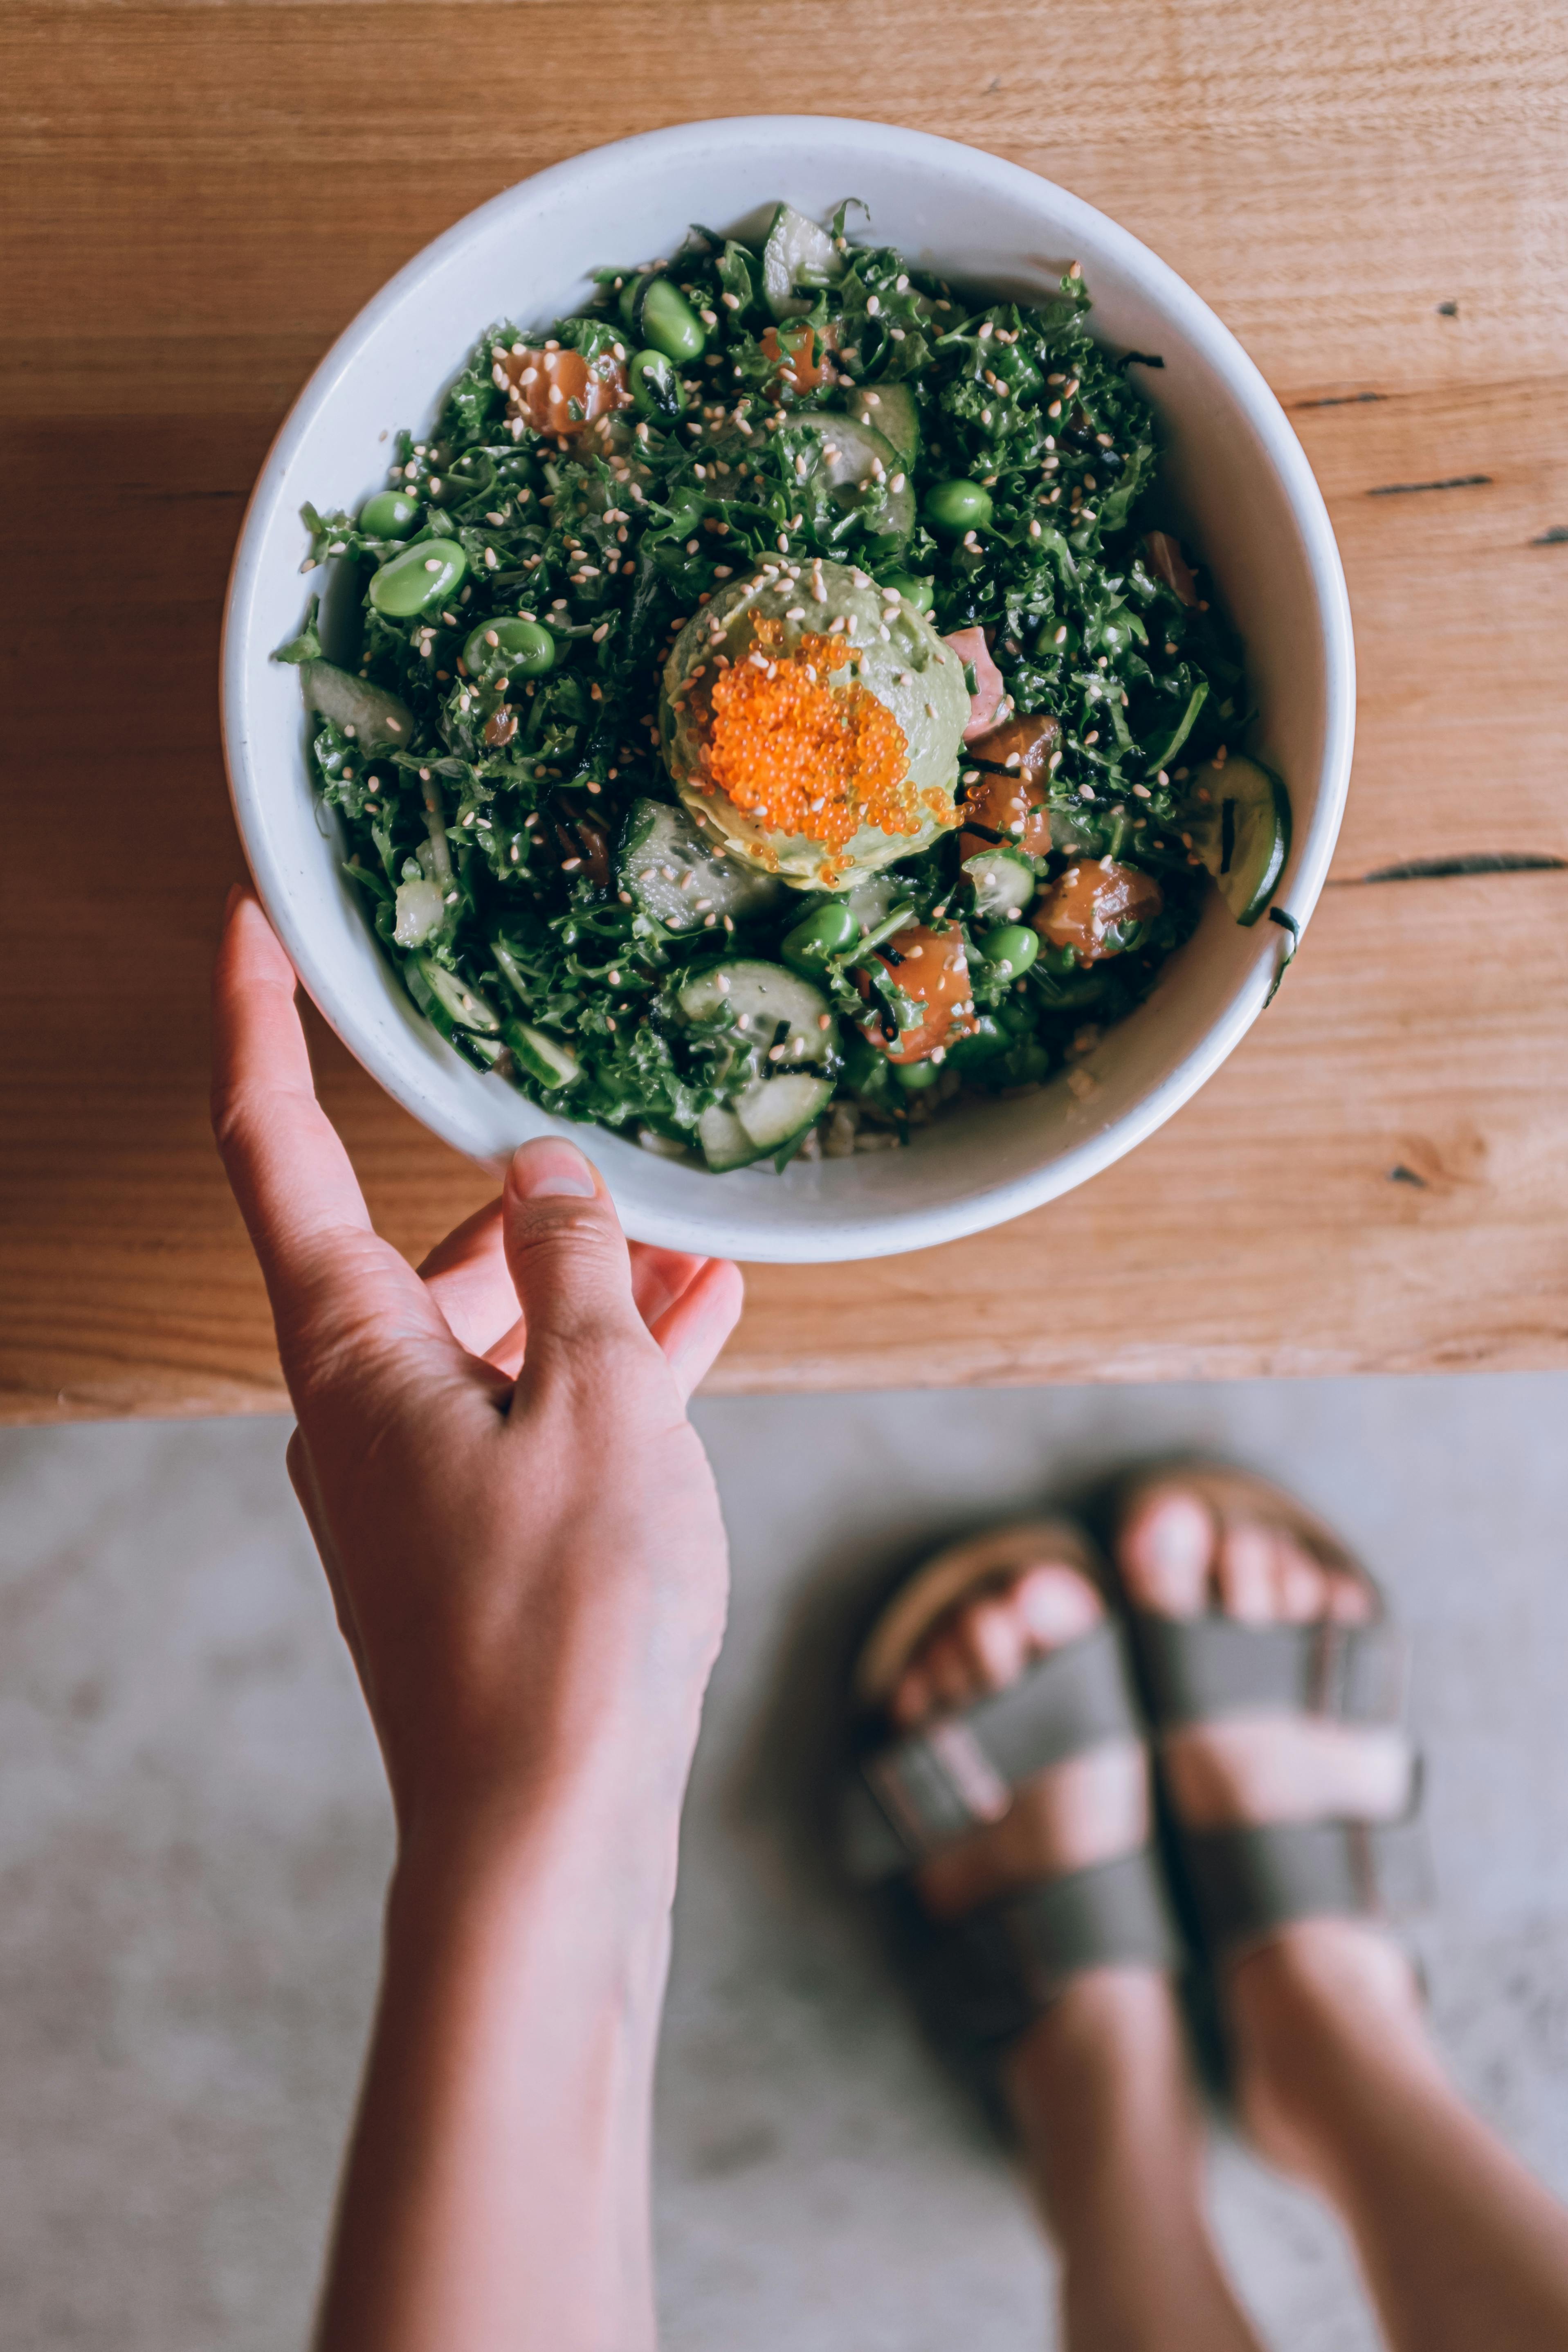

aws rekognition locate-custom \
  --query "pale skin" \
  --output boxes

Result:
[213,885,1568,2352]
[898,1496,1568,2352]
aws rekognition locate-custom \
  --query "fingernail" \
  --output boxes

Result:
[509,1138,597,1200]
[223,881,245,921]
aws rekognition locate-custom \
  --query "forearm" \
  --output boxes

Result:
[314,1789,682,2352]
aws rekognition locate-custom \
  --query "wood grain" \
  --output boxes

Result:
[3,0,1567,1420]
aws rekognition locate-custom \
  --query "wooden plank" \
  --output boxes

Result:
[2,0,1566,1420]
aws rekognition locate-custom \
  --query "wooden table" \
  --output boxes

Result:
[4,1,1566,1421]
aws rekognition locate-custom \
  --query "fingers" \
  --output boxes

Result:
[629,1244,708,1332]
[418,1197,522,1357]
[211,887,461,1400]
[647,1257,744,1402]
[500,1139,649,1393]
[211,888,375,1276]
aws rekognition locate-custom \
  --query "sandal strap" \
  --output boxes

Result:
[920,1850,1184,2049]
[1180,1802,1432,1957]
[842,1620,1141,1884]
[1130,1610,1409,1728]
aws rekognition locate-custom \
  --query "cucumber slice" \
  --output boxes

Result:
[841,874,898,931]
[681,962,838,1172]
[793,414,914,541]
[301,658,414,753]
[454,1031,507,1074]
[847,382,919,466]
[619,797,784,930]
[735,1069,833,1148]
[407,956,501,1038]
[1188,755,1291,925]
[697,1072,833,1170]
[678,958,837,1066]
[503,1019,581,1088]
[762,203,845,320]
[963,847,1036,920]
[697,1103,766,1172]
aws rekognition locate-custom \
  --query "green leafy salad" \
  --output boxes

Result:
[279,202,1288,1172]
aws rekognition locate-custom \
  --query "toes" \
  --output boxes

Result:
[920,1630,978,1712]
[1013,1562,1103,1651]
[1325,1569,1375,1624]
[1274,1534,1327,1623]
[893,1559,1103,1730]
[1216,1522,1278,1624]
[889,1663,932,1730]
[951,1592,1031,1693]
[1119,1487,1215,1616]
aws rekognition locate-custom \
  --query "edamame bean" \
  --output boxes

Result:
[463,616,556,682]
[640,277,706,363]
[881,571,935,612]
[368,538,467,618]
[629,348,682,421]
[946,1014,1007,1067]
[359,490,421,539]
[923,478,992,536]
[979,923,1039,981]
[894,1058,941,1092]
[781,901,858,973]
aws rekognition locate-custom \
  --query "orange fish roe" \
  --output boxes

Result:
[695,621,919,867]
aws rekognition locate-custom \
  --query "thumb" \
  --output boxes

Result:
[501,1137,647,1375]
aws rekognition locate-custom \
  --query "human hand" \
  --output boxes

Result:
[210,887,744,1870]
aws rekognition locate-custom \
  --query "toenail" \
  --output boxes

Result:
[1142,1494,1211,1570]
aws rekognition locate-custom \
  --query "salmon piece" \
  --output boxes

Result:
[760,322,826,395]
[1032,859,1163,963]
[958,714,1060,859]
[943,627,1010,740]
[501,345,628,436]
[857,924,977,1062]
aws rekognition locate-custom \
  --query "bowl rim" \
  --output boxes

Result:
[221,115,1354,1262]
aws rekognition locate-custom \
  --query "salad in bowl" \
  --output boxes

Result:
[278,201,1287,1177]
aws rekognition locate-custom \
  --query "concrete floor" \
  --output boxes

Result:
[3,1373,1567,2351]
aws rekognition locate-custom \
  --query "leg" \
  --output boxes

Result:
[1119,1486,1568,2352]
[893,1560,1265,2352]
[1007,1975,1263,2352]
[1231,1922,1568,2352]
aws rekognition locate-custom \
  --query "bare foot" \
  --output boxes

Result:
[1116,1480,1425,2178]
[887,1541,1266,2350]
[887,1551,1150,1922]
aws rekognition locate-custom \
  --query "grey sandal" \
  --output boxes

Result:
[1112,1464,1429,1963]
[840,1519,1182,2057]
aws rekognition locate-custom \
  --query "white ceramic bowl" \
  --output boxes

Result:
[222,116,1352,1264]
